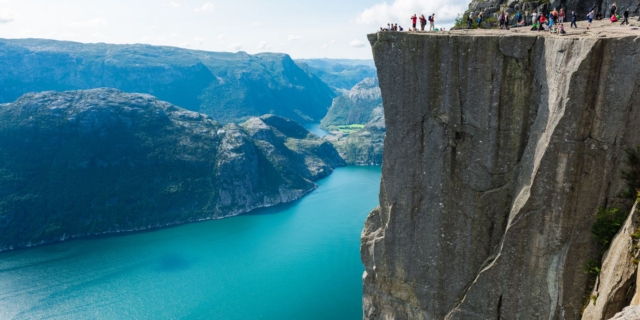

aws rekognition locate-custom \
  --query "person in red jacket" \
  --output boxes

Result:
[411,14,417,30]
[420,14,427,31]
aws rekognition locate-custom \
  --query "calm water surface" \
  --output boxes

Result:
[0,166,381,320]
[303,123,330,138]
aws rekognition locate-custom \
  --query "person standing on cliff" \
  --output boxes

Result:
[532,11,538,27]
[587,9,594,29]
[420,14,427,31]
[477,12,483,28]
[559,8,565,22]
[467,12,473,29]
[621,8,629,25]
[610,3,617,18]
[429,14,435,31]
[571,11,578,28]
[411,14,417,30]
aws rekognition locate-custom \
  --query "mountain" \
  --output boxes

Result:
[325,115,385,166]
[0,39,336,124]
[295,59,377,92]
[319,77,385,165]
[0,89,344,251]
[320,77,382,129]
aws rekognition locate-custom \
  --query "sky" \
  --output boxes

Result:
[0,0,468,59]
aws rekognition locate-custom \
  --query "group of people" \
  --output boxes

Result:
[529,8,571,33]
[464,4,634,34]
[379,13,439,32]
[410,14,436,31]
[381,23,405,32]
[606,4,631,26]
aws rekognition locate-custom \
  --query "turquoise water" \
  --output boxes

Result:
[303,123,330,138]
[0,166,381,320]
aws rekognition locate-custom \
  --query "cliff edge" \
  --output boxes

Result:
[362,30,640,319]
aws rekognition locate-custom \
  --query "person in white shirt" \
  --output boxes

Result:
[429,13,435,31]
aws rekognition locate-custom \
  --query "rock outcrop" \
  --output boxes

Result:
[362,31,640,319]
[583,202,639,320]
[582,203,640,320]
[0,89,344,251]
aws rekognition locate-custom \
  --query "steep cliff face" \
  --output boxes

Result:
[0,89,344,251]
[362,32,640,319]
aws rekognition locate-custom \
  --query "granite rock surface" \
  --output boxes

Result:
[362,31,640,319]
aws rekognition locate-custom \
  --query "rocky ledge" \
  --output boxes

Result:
[362,29,640,319]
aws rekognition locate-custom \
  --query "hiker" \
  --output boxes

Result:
[515,11,523,27]
[499,12,505,29]
[559,8,565,22]
[621,8,629,25]
[548,12,555,30]
[558,23,566,34]
[587,10,594,29]
[477,12,483,28]
[532,11,538,27]
[505,13,510,29]
[429,14,435,31]
[611,3,617,18]
[420,14,427,31]
[552,8,559,23]
[399,25,404,31]
[571,11,578,28]
[467,12,474,29]
[411,14,417,30]
[539,15,547,31]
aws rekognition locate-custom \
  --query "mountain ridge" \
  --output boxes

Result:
[0,38,336,124]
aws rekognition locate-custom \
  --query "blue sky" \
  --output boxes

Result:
[0,0,468,59]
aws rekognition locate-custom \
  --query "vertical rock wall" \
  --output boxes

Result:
[362,32,640,319]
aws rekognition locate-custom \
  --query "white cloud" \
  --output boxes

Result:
[67,18,107,29]
[227,42,242,51]
[256,41,271,50]
[218,34,226,40]
[288,35,302,41]
[163,2,182,8]
[321,39,336,49]
[349,39,366,48]
[0,10,14,23]
[356,0,466,27]
[194,2,215,13]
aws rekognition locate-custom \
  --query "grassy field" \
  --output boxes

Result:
[328,124,365,134]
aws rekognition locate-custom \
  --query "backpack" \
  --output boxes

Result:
[429,16,433,22]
